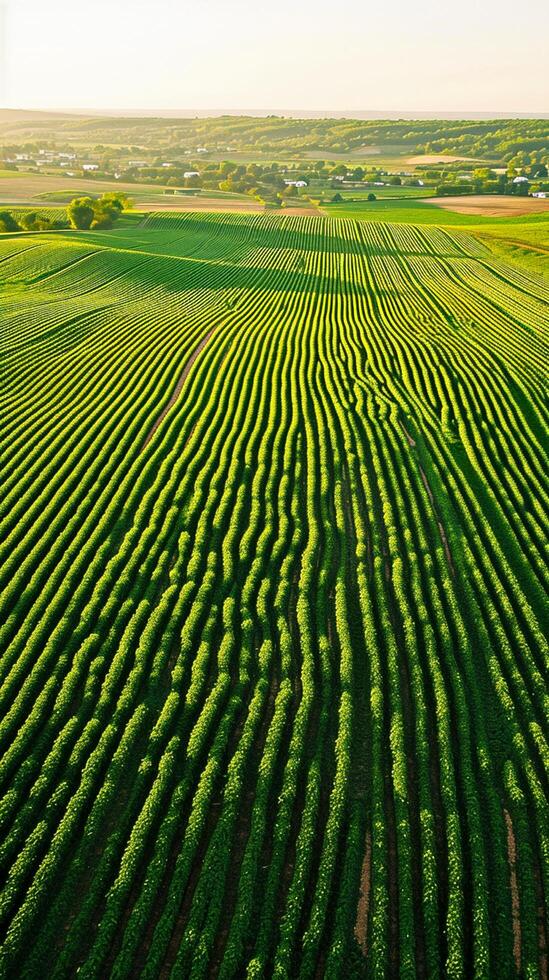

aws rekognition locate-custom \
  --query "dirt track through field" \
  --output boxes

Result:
[418,466,455,576]
[141,328,216,449]
[504,809,522,974]
[354,830,372,954]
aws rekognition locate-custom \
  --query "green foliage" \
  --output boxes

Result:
[67,196,96,229]
[0,210,21,232]
[67,192,132,230]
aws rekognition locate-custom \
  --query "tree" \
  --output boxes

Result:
[367,193,377,201]
[0,210,21,232]
[473,168,496,181]
[331,192,343,202]
[100,192,131,211]
[90,212,114,229]
[20,211,39,230]
[67,197,95,230]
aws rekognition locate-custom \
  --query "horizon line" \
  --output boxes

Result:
[3,106,549,120]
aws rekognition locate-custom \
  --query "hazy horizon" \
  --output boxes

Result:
[3,107,549,121]
[1,0,548,114]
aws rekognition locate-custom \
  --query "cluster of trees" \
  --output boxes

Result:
[0,193,131,235]
[0,210,69,233]
[67,193,131,230]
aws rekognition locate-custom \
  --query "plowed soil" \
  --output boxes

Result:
[430,195,549,217]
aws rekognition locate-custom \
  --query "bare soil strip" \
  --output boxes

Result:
[430,195,549,218]
[418,466,455,576]
[399,421,416,447]
[141,328,216,450]
[504,809,522,974]
[354,830,372,954]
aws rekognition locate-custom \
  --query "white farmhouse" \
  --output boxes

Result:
[83,164,99,171]
[512,176,529,184]
[184,171,200,179]
[532,191,547,198]
[284,180,307,188]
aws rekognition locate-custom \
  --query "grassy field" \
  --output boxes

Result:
[0,171,175,205]
[312,187,435,202]
[0,210,547,978]
[322,198,477,223]
[323,196,549,224]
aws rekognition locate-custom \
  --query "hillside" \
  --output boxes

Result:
[0,211,547,977]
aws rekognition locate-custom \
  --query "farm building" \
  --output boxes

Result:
[184,171,200,179]
[532,191,547,198]
[82,164,99,171]
[512,176,529,184]
[284,180,307,188]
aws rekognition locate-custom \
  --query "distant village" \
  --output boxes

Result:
[2,143,548,204]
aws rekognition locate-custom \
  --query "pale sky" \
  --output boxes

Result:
[1,0,548,113]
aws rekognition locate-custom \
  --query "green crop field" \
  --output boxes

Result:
[0,210,548,979]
